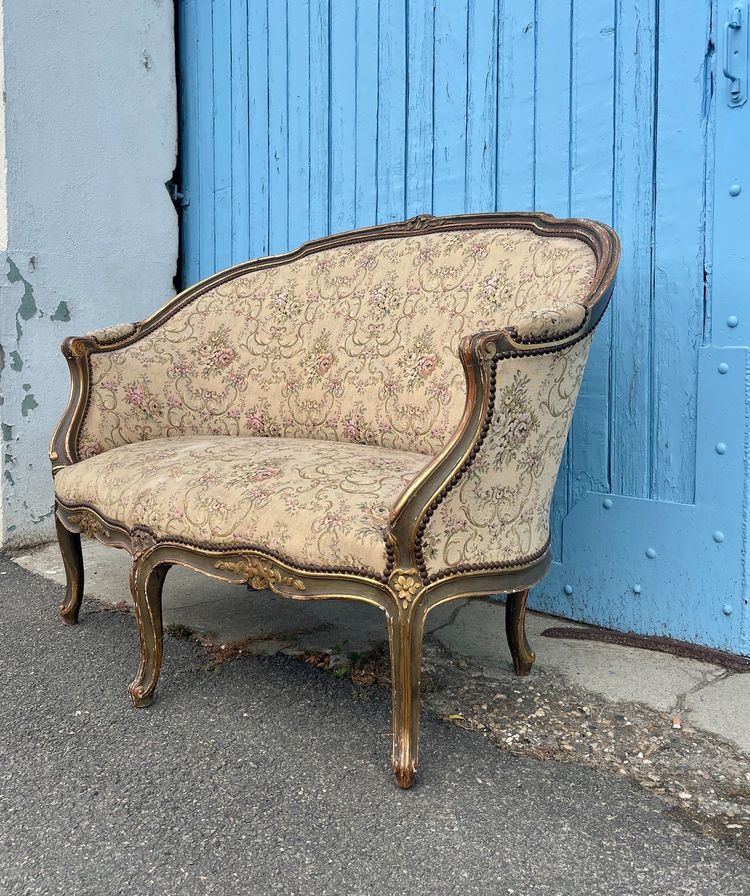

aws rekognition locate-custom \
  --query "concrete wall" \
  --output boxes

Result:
[0,0,178,547]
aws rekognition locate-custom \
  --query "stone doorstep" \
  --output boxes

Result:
[10,538,750,756]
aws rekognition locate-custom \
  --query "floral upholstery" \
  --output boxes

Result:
[55,436,429,575]
[55,223,605,576]
[76,228,596,459]
[420,337,592,572]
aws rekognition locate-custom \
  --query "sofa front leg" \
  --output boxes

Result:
[56,514,84,625]
[387,604,427,789]
[128,558,171,708]
[505,589,535,676]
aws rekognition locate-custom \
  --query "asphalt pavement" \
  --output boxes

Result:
[1,555,748,896]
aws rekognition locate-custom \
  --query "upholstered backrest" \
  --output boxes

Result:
[77,222,597,459]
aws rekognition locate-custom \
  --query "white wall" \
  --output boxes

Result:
[0,0,178,547]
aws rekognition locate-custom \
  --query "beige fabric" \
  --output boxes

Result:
[77,228,596,459]
[421,337,592,573]
[55,436,429,575]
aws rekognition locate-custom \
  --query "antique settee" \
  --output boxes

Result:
[50,212,619,787]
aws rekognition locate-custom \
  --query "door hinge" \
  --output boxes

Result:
[723,1,749,106]
[166,180,189,209]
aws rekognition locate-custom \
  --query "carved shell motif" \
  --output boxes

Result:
[215,556,305,592]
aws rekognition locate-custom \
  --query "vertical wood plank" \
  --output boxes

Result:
[496,0,535,210]
[179,0,200,286]
[405,0,434,217]
[377,0,407,221]
[610,0,657,499]
[534,0,572,557]
[212,0,232,271]
[432,0,468,215]
[533,0,571,217]
[465,0,498,212]
[355,1,379,225]
[230,0,250,265]
[567,0,616,504]
[330,0,357,233]
[308,0,330,240]
[196,0,215,279]
[650,1,707,503]
[267,0,289,253]
[287,0,311,248]
[248,0,269,257]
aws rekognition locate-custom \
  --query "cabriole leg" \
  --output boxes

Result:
[387,606,427,789]
[505,588,535,676]
[56,513,84,625]
[128,559,171,708]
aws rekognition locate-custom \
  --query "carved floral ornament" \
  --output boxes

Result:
[390,570,423,609]
[68,509,110,541]
[215,556,305,592]
[130,528,157,559]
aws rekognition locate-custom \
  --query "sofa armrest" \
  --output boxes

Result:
[386,260,617,580]
[49,323,141,475]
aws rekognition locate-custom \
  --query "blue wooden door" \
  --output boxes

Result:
[178,1,750,655]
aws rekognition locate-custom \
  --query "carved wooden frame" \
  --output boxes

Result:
[50,212,619,788]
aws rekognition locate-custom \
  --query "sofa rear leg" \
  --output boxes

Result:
[128,559,170,708]
[387,606,426,789]
[56,514,84,625]
[505,589,535,676]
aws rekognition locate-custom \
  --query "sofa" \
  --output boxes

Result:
[50,212,619,787]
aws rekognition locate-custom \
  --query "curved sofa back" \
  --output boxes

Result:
[77,216,601,459]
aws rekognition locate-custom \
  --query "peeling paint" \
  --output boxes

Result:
[20,393,38,417]
[51,301,70,322]
[2,423,12,441]
[7,257,38,341]
[4,471,14,486]
[9,351,22,371]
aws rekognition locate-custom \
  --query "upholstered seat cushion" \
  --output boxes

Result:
[55,436,429,576]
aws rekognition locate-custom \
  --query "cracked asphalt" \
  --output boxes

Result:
[1,555,749,896]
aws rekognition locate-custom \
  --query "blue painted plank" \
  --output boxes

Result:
[330,0,357,233]
[308,0,329,240]
[230,0,250,264]
[267,0,289,253]
[610,0,657,499]
[212,0,233,271]
[405,0,434,217]
[247,0,269,257]
[179,0,200,285]
[465,0,498,212]
[376,0,407,221]
[496,0,535,211]
[534,0,572,558]
[650,2,708,503]
[432,0,468,216]
[533,0,571,217]
[567,0,616,505]
[355,0,379,225]
[196,0,216,279]
[287,0,311,248]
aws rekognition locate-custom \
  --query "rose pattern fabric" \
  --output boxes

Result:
[55,436,429,575]
[76,228,596,459]
[60,226,601,575]
[420,337,592,572]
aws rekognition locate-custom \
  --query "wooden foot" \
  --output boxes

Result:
[387,606,426,789]
[56,513,84,625]
[127,558,170,708]
[506,589,535,676]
